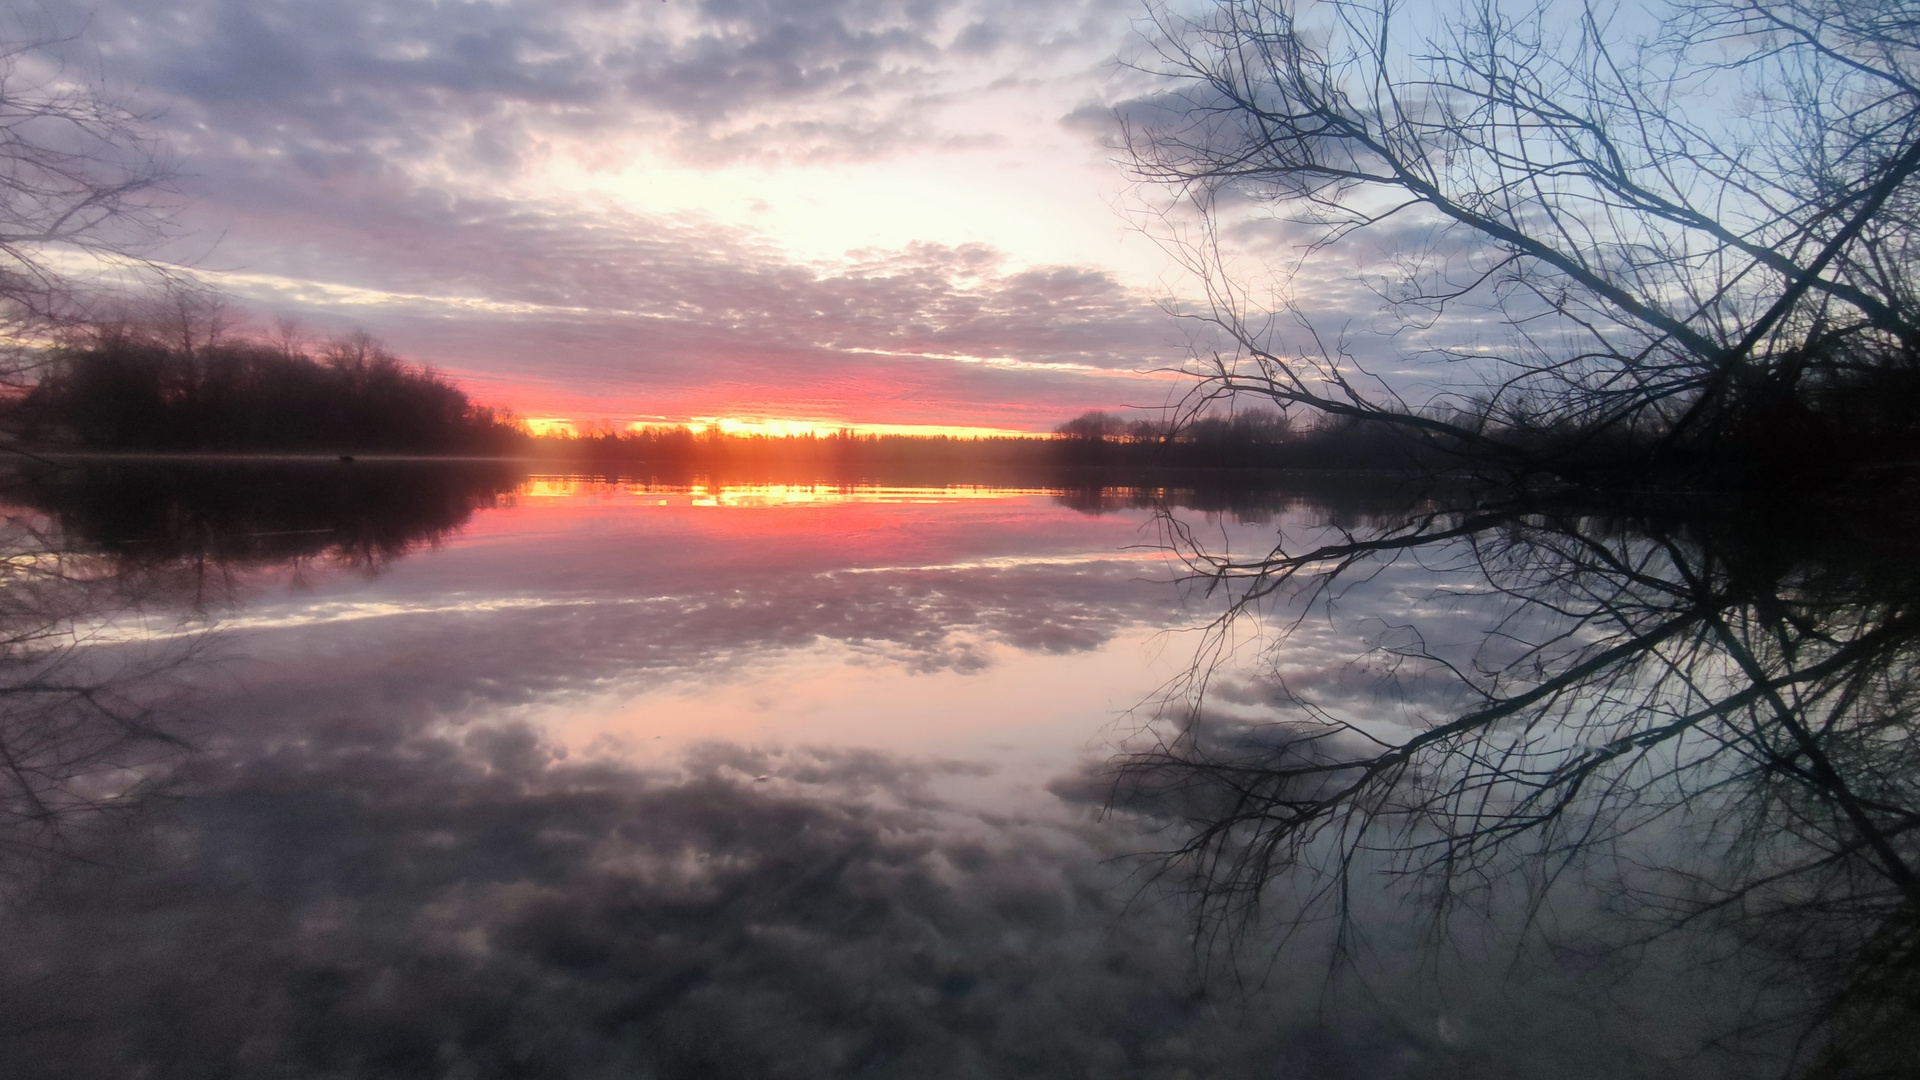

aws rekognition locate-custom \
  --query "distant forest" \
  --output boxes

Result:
[534,408,1429,475]
[2,322,1438,472]
[7,330,528,454]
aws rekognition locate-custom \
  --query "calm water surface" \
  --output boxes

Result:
[0,461,1902,1078]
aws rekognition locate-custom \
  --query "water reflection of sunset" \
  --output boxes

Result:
[175,477,1228,793]
[686,418,1040,440]
[11,466,1825,1078]
[514,417,1046,439]
[515,476,1057,507]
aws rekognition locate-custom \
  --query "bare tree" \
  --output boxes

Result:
[269,314,305,361]
[0,16,171,382]
[150,276,240,358]
[1127,0,1920,474]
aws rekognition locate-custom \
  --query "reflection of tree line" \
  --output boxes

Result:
[8,458,1912,1073]
[0,460,528,888]
[0,460,1423,904]
[6,458,527,571]
[1112,484,1920,1077]
[1050,474,1446,525]
[0,461,1266,889]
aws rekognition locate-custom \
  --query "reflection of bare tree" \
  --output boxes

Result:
[0,511,202,889]
[0,460,525,889]
[9,458,525,570]
[1116,488,1920,1076]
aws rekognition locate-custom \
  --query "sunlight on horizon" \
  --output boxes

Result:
[513,477,1055,507]
[518,416,1048,440]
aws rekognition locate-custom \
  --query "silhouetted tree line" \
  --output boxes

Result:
[534,408,1438,478]
[541,426,1037,470]
[1049,408,1440,470]
[534,427,1062,486]
[7,330,530,454]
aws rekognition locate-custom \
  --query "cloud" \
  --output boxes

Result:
[3,723,1228,1077]
[16,0,1183,427]
[2,705,1780,1080]
[51,0,1130,171]
[183,188,1186,424]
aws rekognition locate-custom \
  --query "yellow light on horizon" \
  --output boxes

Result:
[523,413,1053,440]
[522,417,581,437]
[680,416,1041,439]
[513,476,1054,507]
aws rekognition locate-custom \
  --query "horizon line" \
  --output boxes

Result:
[519,416,1057,440]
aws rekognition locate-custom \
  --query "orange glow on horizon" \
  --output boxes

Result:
[686,416,1039,440]
[514,476,1057,507]
[516,414,1046,440]
[521,417,583,437]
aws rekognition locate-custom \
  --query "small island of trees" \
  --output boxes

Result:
[8,322,528,455]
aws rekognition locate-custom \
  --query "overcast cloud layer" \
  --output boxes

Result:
[19,0,1194,428]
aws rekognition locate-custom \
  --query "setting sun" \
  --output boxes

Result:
[685,417,1038,440]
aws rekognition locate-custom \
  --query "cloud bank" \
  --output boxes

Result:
[27,0,1179,428]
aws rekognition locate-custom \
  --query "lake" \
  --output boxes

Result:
[0,459,1908,1078]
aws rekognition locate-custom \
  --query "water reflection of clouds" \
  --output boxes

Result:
[169,493,1202,747]
[1179,537,1509,732]
[2,481,1797,1078]
[161,553,1168,642]
[155,490,1496,780]
[183,555,1189,779]
[3,715,1738,1080]
[7,723,1273,1078]
[43,483,1506,782]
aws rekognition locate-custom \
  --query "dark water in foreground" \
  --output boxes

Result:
[0,460,1911,1079]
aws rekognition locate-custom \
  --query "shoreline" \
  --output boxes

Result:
[1,449,1425,483]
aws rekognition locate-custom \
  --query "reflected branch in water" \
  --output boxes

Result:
[0,459,526,890]
[1114,490,1920,1076]
[0,512,206,889]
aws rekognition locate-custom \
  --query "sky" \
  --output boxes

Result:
[29,0,1205,435]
